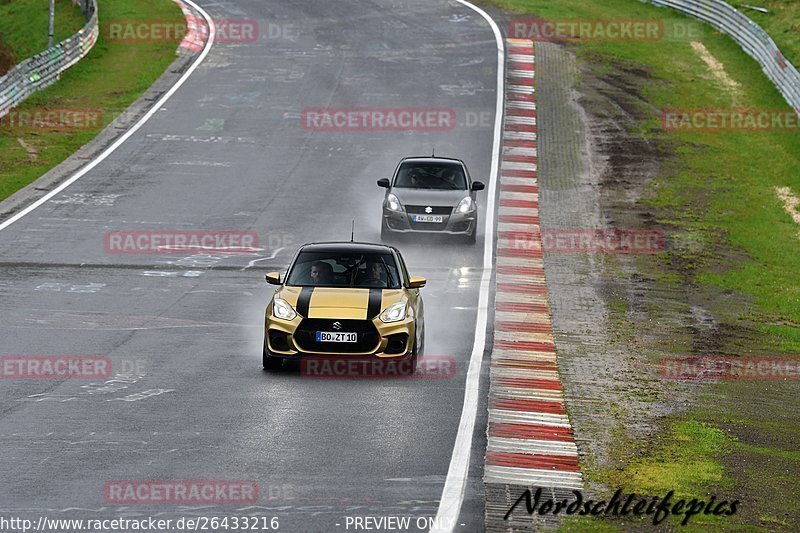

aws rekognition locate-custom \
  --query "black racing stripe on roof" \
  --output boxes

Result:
[296,286,314,317]
[367,288,383,319]
[299,242,394,254]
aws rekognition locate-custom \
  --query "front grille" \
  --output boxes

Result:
[405,205,453,215]
[294,318,380,354]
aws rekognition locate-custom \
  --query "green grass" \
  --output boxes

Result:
[0,0,185,201]
[0,0,87,65]
[557,422,736,531]
[603,421,730,494]
[744,1,800,67]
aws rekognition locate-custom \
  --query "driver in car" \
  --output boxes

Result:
[358,260,387,287]
[442,170,458,188]
[309,261,334,285]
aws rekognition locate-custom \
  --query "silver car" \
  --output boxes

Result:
[378,157,485,244]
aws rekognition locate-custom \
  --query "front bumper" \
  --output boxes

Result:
[382,207,477,235]
[264,313,417,359]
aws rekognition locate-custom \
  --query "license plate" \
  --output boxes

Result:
[413,214,444,223]
[316,331,357,343]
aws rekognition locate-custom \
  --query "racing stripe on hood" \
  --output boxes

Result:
[367,288,383,319]
[296,286,314,317]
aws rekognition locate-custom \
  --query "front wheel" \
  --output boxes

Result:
[463,225,477,245]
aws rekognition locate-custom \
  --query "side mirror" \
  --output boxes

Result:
[265,272,281,285]
[408,276,426,289]
[471,181,485,191]
[377,178,390,188]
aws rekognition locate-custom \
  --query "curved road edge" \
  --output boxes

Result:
[0,0,215,229]
[431,1,504,532]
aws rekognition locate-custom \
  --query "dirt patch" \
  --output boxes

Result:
[690,41,741,93]
[16,137,38,161]
[775,186,800,230]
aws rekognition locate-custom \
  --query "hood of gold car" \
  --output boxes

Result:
[277,286,405,319]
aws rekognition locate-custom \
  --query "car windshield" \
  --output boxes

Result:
[286,251,402,288]
[393,162,467,190]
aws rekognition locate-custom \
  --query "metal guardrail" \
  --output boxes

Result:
[651,0,800,112]
[0,0,99,119]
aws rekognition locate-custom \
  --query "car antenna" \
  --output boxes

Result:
[432,146,435,157]
[350,219,354,242]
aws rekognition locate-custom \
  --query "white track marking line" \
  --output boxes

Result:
[431,1,503,532]
[0,0,216,233]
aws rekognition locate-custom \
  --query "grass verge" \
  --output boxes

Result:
[745,1,800,68]
[0,0,86,68]
[0,0,185,201]
[485,0,799,529]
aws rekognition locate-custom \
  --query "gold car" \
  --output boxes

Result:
[263,242,425,372]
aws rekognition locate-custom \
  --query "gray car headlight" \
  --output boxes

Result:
[456,196,476,214]
[386,193,403,212]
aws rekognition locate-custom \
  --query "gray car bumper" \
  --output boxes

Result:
[382,208,477,235]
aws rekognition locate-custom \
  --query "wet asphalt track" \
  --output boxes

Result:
[0,0,498,531]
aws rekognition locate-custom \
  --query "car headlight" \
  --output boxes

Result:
[386,193,403,212]
[456,196,476,214]
[272,298,297,321]
[379,301,407,323]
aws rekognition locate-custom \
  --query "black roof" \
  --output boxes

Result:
[299,241,397,254]
[400,156,464,165]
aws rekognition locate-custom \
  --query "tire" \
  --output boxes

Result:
[262,339,283,371]
[464,229,477,245]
